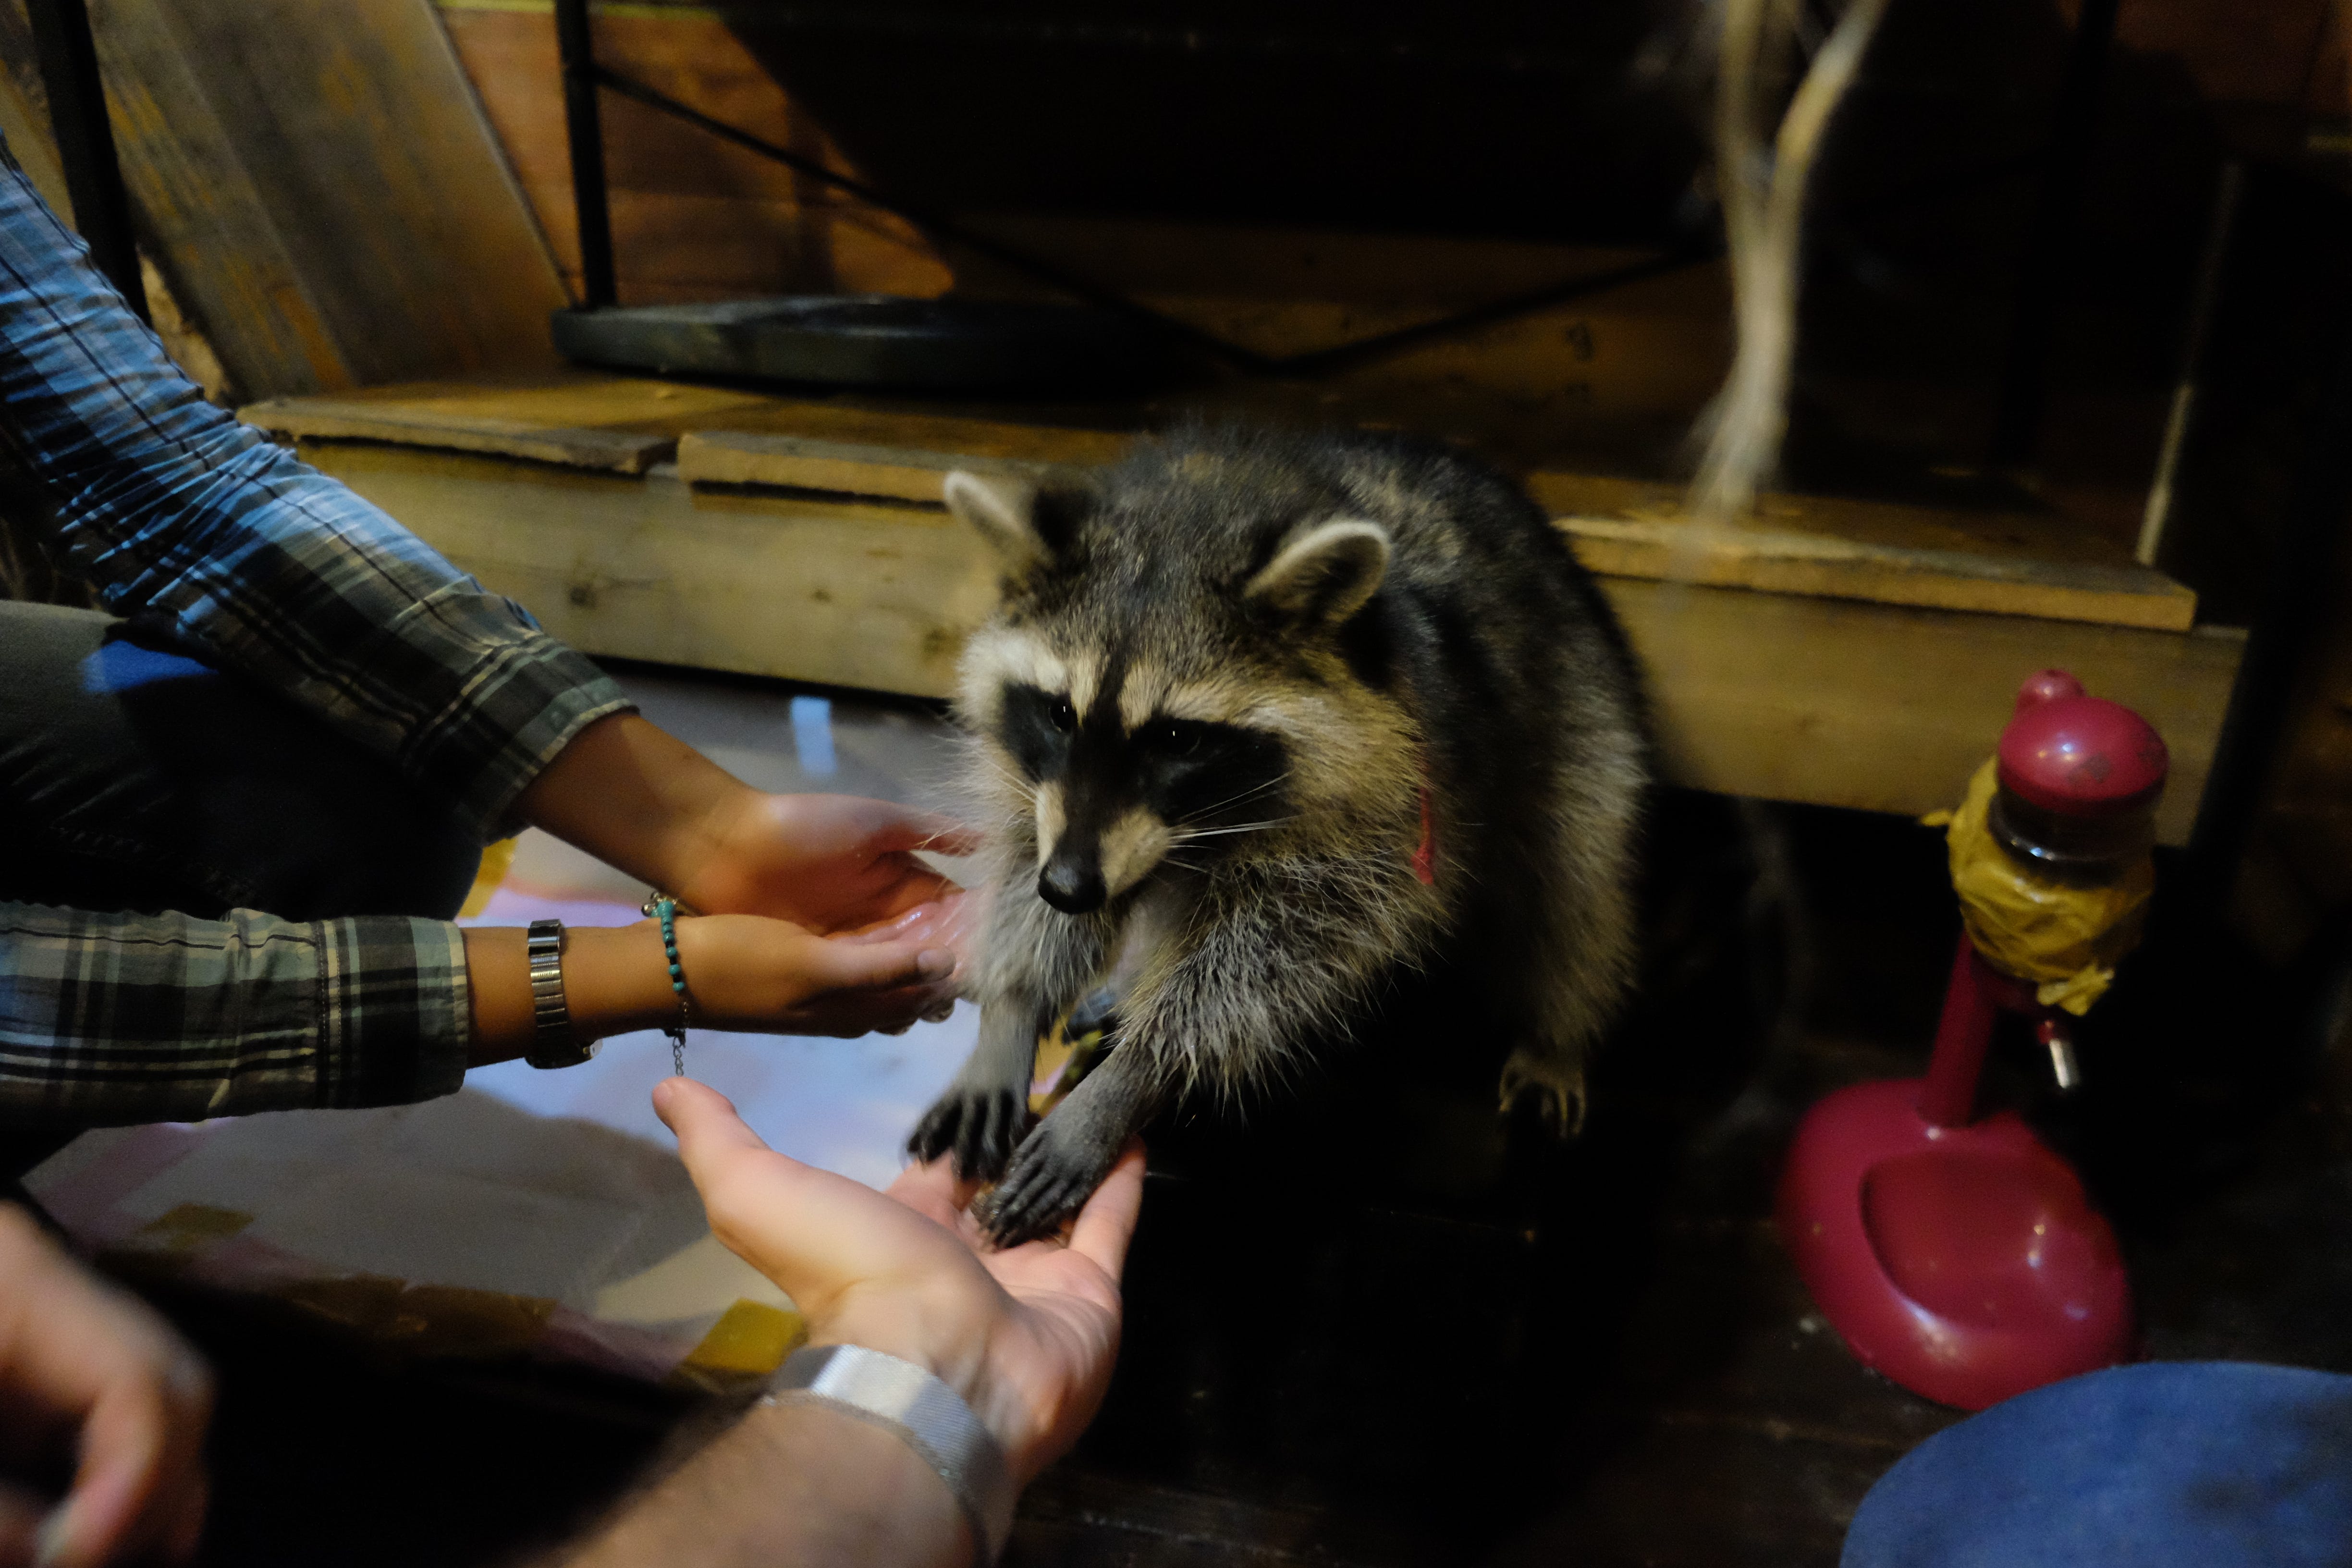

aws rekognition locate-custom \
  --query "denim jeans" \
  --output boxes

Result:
[0,599,479,1175]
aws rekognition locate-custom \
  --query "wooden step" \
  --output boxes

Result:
[244,376,2198,633]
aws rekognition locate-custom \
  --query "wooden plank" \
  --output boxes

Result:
[256,373,2197,631]
[0,0,569,401]
[1533,473,2200,633]
[243,401,673,474]
[298,441,998,697]
[676,432,1066,500]
[680,425,2193,632]
[291,440,2241,844]
[239,374,787,472]
[676,419,1127,496]
[1610,580,2239,846]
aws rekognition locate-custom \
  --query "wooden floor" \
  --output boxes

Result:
[141,790,2352,1568]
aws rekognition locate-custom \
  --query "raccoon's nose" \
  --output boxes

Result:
[1037,857,1107,914]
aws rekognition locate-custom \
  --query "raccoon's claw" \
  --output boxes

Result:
[975,1121,1112,1247]
[907,1085,1031,1183]
[1499,1048,1588,1139]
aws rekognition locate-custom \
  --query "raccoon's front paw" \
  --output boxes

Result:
[907,1084,1030,1182]
[974,1116,1115,1247]
[1499,1047,1588,1138]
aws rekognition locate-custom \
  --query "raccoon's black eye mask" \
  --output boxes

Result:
[998,684,1287,827]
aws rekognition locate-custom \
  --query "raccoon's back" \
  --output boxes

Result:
[1308,431,1644,795]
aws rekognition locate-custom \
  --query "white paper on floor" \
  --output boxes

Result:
[27,879,975,1383]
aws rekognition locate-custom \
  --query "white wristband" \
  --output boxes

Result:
[763,1343,1015,1565]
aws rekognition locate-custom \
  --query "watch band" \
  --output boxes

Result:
[523,919,597,1069]
[764,1344,1014,1565]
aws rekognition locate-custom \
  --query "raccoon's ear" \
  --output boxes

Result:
[1245,519,1391,627]
[945,470,1066,578]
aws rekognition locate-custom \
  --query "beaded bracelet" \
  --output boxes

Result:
[642,894,696,1076]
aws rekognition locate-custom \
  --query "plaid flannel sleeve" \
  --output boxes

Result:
[0,139,632,841]
[0,903,470,1125]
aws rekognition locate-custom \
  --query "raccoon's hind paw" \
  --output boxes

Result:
[1499,1047,1589,1139]
[975,1121,1112,1247]
[907,1085,1030,1183]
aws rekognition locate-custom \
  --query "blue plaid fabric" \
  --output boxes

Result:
[0,137,632,1123]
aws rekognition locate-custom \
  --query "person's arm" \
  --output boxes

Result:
[0,1205,211,1568]
[0,899,959,1124]
[0,144,971,923]
[560,1400,970,1568]
[550,1079,1144,1568]
[514,712,976,935]
[460,909,956,1066]
[0,138,628,843]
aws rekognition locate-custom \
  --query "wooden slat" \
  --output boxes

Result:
[238,374,787,472]
[677,432,1061,499]
[252,367,2202,630]
[674,428,2195,632]
[289,439,2241,844]
[261,372,2202,631]
[676,420,1127,495]
[1532,473,2199,633]
[244,401,674,474]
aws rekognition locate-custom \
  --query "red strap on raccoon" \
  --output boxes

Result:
[1411,786,1438,885]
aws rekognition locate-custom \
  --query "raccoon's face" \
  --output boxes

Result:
[947,460,1395,916]
[995,676,1289,912]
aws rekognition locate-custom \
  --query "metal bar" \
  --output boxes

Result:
[555,0,616,309]
[2185,318,2352,897]
[24,0,145,321]
[2135,160,2242,568]
[1989,0,2120,468]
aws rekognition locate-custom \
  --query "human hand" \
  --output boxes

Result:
[679,793,978,939]
[670,906,963,1038]
[655,1079,1142,1482]
[519,717,975,942]
[0,1208,211,1568]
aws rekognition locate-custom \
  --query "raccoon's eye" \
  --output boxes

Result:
[1145,720,1206,757]
[1049,698,1077,733]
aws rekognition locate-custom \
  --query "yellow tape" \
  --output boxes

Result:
[457,837,518,919]
[671,1298,808,1392]
[132,1202,254,1252]
[1931,760,2152,1015]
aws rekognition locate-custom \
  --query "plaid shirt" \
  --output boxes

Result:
[0,141,632,1125]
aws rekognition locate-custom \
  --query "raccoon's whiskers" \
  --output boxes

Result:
[1177,773,1291,824]
[975,754,1038,802]
[1171,818,1294,841]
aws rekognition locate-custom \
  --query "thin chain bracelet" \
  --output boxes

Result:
[643,894,696,1076]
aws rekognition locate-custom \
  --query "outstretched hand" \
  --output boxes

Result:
[655,1078,1142,1482]
[518,715,976,945]
[680,793,978,938]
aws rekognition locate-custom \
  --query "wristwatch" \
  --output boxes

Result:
[524,918,599,1069]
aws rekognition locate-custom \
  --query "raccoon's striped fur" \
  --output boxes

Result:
[912,425,1649,1243]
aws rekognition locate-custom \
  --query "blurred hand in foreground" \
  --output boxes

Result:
[0,1207,210,1568]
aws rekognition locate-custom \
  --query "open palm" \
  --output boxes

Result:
[654,1078,1142,1482]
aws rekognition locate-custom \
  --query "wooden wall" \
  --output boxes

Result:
[0,0,567,401]
[439,1,949,306]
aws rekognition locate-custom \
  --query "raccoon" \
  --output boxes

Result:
[911,425,1649,1243]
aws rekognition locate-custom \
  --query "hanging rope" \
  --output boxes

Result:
[1688,0,1891,523]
